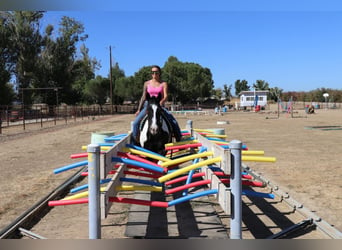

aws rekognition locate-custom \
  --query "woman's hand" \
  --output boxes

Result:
[135,110,140,116]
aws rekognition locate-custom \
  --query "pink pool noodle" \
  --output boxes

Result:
[109,197,168,207]
[165,179,211,195]
[165,172,205,186]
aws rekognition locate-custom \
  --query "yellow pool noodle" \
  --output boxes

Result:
[203,134,227,139]
[158,156,222,183]
[123,147,171,162]
[242,150,265,155]
[62,187,106,200]
[165,140,199,147]
[212,141,229,145]
[81,145,111,151]
[160,151,214,167]
[193,128,214,132]
[242,155,276,162]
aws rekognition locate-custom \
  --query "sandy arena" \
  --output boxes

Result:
[0,107,341,239]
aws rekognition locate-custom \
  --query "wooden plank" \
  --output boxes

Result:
[101,164,127,219]
[193,131,231,174]
[101,133,131,179]
[124,188,229,239]
[201,166,230,215]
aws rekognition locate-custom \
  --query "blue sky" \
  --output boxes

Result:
[20,1,342,92]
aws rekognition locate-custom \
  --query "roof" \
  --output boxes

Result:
[239,90,269,96]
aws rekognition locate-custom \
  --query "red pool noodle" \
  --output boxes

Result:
[165,172,205,186]
[213,171,253,180]
[124,170,163,179]
[48,198,89,206]
[165,179,211,195]
[109,197,168,207]
[117,152,163,168]
[220,179,265,187]
[82,169,118,176]
[70,152,106,159]
[126,165,165,174]
[241,174,253,180]
[70,153,88,159]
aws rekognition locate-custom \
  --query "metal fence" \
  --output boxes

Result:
[0,104,137,134]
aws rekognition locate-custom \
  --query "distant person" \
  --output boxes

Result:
[308,105,315,114]
[132,65,182,145]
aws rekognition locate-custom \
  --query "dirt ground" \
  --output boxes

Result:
[0,107,341,239]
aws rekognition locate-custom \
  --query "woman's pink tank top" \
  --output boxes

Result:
[147,81,164,98]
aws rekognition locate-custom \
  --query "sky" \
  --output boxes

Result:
[5,0,342,92]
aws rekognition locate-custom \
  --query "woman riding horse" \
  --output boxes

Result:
[132,65,182,148]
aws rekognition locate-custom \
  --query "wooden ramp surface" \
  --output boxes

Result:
[125,189,229,239]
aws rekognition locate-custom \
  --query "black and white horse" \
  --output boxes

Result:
[139,93,172,156]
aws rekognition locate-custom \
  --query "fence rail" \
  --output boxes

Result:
[0,104,137,135]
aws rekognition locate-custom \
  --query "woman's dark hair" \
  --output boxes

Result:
[151,65,162,75]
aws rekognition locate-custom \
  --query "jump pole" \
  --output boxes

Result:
[229,139,242,239]
[87,144,101,239]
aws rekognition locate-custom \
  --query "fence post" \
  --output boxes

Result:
[229,140,242,239]
[186,120,193,137]
[87,144,101,239]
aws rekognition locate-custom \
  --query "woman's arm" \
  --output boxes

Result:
[136,81,148,115]
[160,82,168,106]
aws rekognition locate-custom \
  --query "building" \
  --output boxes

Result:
[238,90,269,108]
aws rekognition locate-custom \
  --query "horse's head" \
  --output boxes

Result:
[146,93,163,135]
[139,92,172,156]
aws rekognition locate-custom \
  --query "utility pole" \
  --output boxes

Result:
[109,45,113,114]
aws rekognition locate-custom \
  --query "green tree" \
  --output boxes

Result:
[50,16,88,104]
[0,83,15,105]
[0,13,13,104]
[131,66,152,103]
[252,80,270,90]
[1,11,44,104]
[110,62,126,104]
[163,56,214,104]
[84,76,109,105]
[223,84,233,101]
[114,76,135,103]
[70,44,99,104]
[269,87,283,102]
[235,79,249,95]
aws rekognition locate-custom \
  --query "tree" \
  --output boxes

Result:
[0,83,15,105]
[213,88,223,100]
[235,79,249,95]
[269,87,283,102]
[70,44,99,104]
[223,84,233,101]
[114,76,135,103]
[49,16,88,104]
[131,66,152,103]
[1,11,44,104]
[0,13,13,104]
[110,62,126,104]
[163,57,214,104]
[84,76,109,105]
[253,80,270,90]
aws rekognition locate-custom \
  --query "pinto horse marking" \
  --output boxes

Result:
[139,94,172,156]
